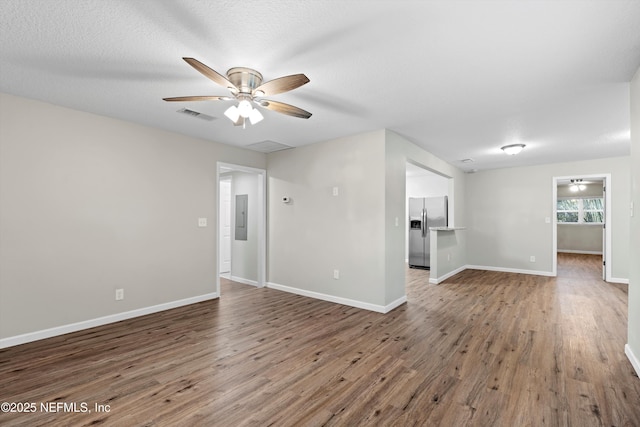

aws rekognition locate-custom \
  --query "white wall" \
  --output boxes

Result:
[465,157,630,278]
[557,225,603,253]
[230,171,259,284]
[430,229,467,283]
[267,130,388,308]
[628,66,640,374]
[406,173,449,198]
[0,93,266,342]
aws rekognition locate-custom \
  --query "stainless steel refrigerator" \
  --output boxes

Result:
[409,196,448,269]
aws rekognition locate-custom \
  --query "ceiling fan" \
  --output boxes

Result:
[163,57,311,127]
[568,178,602,192]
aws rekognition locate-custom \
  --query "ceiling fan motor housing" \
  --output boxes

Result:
[226,67,263,95]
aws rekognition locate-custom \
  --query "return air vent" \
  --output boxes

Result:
[176,108,215,121]
[245,140,293,153]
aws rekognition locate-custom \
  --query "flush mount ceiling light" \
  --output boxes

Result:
[570,179,586,192]
[501,144,526,155]
[163,58,311,128]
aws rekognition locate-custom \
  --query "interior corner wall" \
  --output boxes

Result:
[384,132,408,305]
[266,130,387,307]
[0,92,266,341]
[465,157,630,277]
[628,66,640,371]
[230,171,259,284]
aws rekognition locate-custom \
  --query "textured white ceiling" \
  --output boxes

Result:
[1,0,639,171]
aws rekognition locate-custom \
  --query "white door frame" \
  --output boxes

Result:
[551,173,612,280]
[219,177,232,275]
[216,162,267,295]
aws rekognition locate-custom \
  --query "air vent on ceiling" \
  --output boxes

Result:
[177,108,215,121]
[245,140,293,153]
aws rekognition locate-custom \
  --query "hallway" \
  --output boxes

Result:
[557,252,604,280]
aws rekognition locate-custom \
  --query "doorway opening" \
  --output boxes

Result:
[216,162,266,296]
[556,253,604,280]
[405,161,454,288]
[552,174,611,281]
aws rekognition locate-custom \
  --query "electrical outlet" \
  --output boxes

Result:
[530,256,536,262]
[198,218,207,227]
[333,269,340,280]
[115,288,124,301]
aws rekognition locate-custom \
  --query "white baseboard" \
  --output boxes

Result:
[0,293,218,349]
[557,250,603,255]
[625,344,640,378]
[385,295,407,313]
[266,282,405,314]
[609,277,629,284]
[465,265,555,277]
[429,265,466,284]
[230,275,260,287]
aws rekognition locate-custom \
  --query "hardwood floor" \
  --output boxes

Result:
[1,253,638,426]
[556,252,604,279]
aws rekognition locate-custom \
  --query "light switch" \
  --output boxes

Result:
[198,218,207,227]
[332,186,339,196]
[545,217,550,224]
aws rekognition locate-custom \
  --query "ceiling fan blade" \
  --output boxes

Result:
[182,57,238,92]
[163,95,232,102]
[259,100,312,118]
[253,74,309,97]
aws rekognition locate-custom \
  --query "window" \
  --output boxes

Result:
[557,197,604,224]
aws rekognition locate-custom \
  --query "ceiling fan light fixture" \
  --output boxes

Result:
[238,99,253,118]
[224,105,240,122]
[501,143,526,155]
[570,179,586,192]
[249,108,264,125]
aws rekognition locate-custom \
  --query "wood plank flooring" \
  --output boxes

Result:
[1,253,638,426]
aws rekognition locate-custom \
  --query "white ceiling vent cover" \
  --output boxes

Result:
[245,140,293,153]
[177,108,215,121]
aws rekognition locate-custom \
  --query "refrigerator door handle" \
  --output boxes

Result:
[422,208,427,238]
